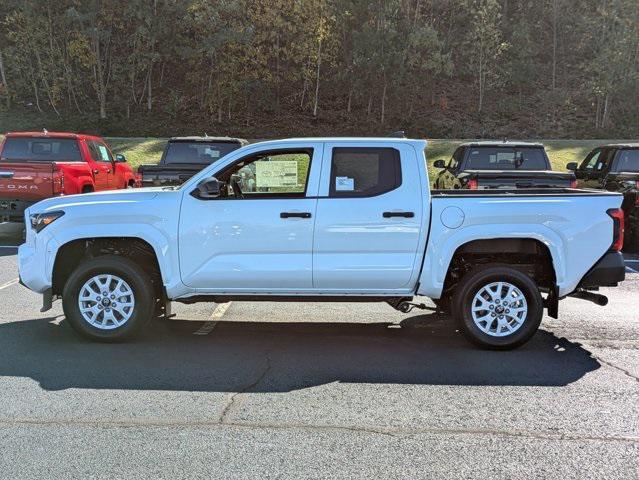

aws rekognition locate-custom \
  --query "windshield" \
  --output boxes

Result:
[465,147,548,170]
[163,141,241,164]
[615,149,639,172]
[1,137,82,162]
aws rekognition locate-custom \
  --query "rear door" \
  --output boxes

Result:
[312,143,426,291]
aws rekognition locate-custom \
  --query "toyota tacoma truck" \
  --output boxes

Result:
[0,131,137,225]
[568,143,639,251]
[137,136,248,187]
[433,141,576,190]
[18,137,625,349]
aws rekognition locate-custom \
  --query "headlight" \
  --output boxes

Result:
[30,211,65,233]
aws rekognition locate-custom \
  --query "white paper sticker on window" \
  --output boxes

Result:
[204,148,220,158]
[335,176,355,191]
[255,161,298,188]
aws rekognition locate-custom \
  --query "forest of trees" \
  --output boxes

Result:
[0,0,637,138]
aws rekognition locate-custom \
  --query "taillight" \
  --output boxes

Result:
[607,208,625,251]
[52,164,64,196]
[570,179,578,189]
[467,178,478,190]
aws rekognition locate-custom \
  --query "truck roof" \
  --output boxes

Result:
[460,140,545,148]
[5,131,104,141]
[251,137,428,150]
[169,136,248,145]
[599,143,639,149]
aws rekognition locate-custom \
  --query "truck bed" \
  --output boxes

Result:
[431,188,619,197]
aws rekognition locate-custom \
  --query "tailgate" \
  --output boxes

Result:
[0,162,56,201]
[469,170,575,189]
[139,164,204,186]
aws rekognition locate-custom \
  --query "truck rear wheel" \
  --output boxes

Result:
[452,265,543,350]
[62,255,155,342]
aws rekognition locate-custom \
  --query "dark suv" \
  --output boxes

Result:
[568,144,639,250]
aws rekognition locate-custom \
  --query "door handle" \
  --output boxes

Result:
[280,212,312,219]
[383,211,415,218]
[93,169,100,175]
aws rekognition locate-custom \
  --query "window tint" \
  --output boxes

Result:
[615,149,639,172]
[164,142,241,164]
[1,137,82,162]
[88,141,113,163]
[219,149,312,198]
[449,147,465,169]
[465,147,548,170]
[329,147,401,197]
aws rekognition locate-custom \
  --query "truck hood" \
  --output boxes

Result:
[28,187,170,215]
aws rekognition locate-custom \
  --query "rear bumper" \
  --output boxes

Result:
[578,252,626,289]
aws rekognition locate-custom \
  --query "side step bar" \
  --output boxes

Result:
[568,289,608,306]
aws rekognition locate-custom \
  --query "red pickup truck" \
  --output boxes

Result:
[0,131,137,224]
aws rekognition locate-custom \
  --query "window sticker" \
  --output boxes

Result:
[204,147,221,158]
[335,176,355,191]
[255,160,298,187]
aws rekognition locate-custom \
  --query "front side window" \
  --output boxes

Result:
[465,147,548,170]
[1,137,82,162]
[217,149,312,198]
[449,147,465,169]
[88,141,113,163]
[614,149,639,172]
[329,147,402,197]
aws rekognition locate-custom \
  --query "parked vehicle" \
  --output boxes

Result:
[19,137,625,349]
[433,141,576,190]
[0,131,137,225]
[137,136,248,187]
[568,143,639,250]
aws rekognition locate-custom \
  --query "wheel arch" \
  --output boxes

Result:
[417,229,563,299]
[50,233,173,296]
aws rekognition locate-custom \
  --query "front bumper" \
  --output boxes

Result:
[578,251,626,289]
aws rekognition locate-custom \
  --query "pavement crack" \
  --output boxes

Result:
[592,355,639,383]
[219,353,272,424]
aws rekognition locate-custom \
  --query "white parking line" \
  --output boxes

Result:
[193,302,231,335]
[0,278,19,290]
[626,266,639,274]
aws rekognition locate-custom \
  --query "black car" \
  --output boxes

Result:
[138,136,248,187]
[568,143,639,250]
[433,141,576,190]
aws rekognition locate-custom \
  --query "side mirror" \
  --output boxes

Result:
[192,176,221,200]
[566,162,578,171]
[115,154,127,163]
[433,159,446,169]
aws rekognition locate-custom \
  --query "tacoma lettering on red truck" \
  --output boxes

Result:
[18,137,626,349]
[0,131,137,225]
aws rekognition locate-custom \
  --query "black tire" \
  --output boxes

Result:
[62,255,156,342]
[452,265,543,350]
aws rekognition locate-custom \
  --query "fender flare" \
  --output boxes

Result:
[417,224,564,299]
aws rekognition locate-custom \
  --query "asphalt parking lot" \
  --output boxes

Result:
[0,235,637,479]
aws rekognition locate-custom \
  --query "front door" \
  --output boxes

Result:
[577,148,611,189]
[86,140,114,189]
[312,143,426,291]
[178,144,322,291]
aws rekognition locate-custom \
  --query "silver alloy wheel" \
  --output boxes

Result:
[77,274,135,330]
[471,281,528,337]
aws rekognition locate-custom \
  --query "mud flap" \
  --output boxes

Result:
[545,286,559,319]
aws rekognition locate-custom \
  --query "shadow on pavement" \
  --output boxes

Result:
[0,314,600,392]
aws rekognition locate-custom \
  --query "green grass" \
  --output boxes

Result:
[0,134,626,185]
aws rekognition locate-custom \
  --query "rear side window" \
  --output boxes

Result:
[1,138,82,162]
[465,147,548,170]
[329,147,402,197]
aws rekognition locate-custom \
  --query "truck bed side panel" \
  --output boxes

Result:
[418,192,623,298]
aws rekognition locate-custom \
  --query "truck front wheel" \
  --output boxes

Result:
[452,265,543,350]
[62,255,155,342]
